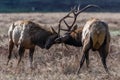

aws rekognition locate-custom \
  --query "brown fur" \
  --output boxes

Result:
[7,20,58,68]
[70,26,83,42]
[77,18,110,74]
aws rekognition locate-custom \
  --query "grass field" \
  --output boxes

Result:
[0,12,120,80]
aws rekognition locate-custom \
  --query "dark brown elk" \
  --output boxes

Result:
[46,5,111,74]
[7,20,60,67]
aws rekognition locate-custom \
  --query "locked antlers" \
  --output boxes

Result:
[58,4,100,33]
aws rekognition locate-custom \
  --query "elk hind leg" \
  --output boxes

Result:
[99,46,109,73]
[85,52,89,68]
[17,45,25,66]
[7,40,14,65]
[77,42,90,74]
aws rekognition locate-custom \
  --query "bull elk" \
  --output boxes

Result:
[76,18,110,74]
[7,20,60,67]
[46,5,111,73]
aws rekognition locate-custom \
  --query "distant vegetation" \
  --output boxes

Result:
[0,0,120,12]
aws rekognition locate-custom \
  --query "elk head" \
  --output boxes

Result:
[45,26,61,49]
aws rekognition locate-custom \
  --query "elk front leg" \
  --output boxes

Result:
[7,40,14,65]
[29,47,35,68]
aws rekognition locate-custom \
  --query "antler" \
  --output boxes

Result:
[58,4,100,33]
[75,4,100,16]
[57,10,74,34]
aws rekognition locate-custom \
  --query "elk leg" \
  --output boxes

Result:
[17,45,25,66]
[85,52,89,68]
[7,40,14,65]
[85,37,93,68]
[102,56,109,73]
[99,45,109,73]
[29,47,35,68]
[77,43,90,74]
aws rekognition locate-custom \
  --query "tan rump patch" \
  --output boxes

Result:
[92,32,105,49]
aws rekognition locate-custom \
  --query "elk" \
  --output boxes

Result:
[46,5,111,73]
[77,18,111,74]
[7,20,60,67]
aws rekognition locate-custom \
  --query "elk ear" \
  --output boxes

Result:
[50,26,57,34]
[72,24,78,31]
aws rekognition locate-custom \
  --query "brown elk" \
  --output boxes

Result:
[46,5,111,74]
[7,20,60,67]
[77,18,110,74]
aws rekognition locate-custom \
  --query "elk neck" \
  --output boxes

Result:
[64,31,83,47]
[31,28,53,49]
[65,27,83,47]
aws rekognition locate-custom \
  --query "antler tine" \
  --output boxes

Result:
[63,20,70,29]
[73,5,77,11]
[68,11,77,30]
[58,23,61,36]
[77,4,80,11]
[60,28,69,31]
[76,4,100,16]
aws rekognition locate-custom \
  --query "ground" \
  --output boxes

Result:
[0,12,120,80]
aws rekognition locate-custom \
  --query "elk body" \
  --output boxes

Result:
[77,18,110,74]
[55,19,110,74]
[7,20,59,67]
[46,5,110,74]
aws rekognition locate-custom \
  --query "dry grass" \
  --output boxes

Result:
[0,12,120,80]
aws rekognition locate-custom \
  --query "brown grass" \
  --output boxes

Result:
[0,12,120,80]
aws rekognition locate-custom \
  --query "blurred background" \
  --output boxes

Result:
[0,0,120,12]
